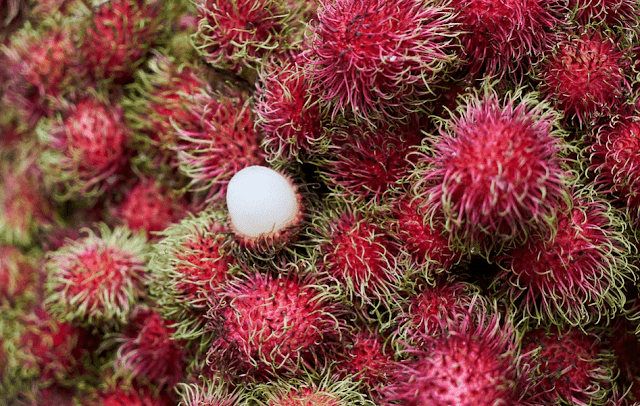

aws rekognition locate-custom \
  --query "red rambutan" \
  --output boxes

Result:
[304,0,457,119]
[589,113,640,227]
[449,0,559,77]
[0,245,39,305]
[78,0,164,83]
[255,58,323,162]
[78,382,174,406]
[177,376,244,406]
[564,0,640,28]
[205,269,345,381]
[44,224,149,327]
[493,186,635,328]
[519,325,617,405]
[538,28,630,127]
[253,375,373,406]
[384,299,528,406]
[146,210,239,342]
[175,93,266,203]
[413,85,571,257]
[37,95,131,201]
[112,306,188,389]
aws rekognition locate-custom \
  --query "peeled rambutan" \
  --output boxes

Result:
[193,0,305,74]
[413,86,571,257]
[205,269,345,381]
[449,0,559,78]
[44,224,149,327]
[304,0,456,119]
[112,306,188,389]
[255,58,323,162]
[319,116,423,203]
[146,210,239,341]
[519,325,617,405]
[538,28,630,127]
[589,113,640,227]
[112,177,190,239]
[175,93,265,203]
[78,0,163,83]
[37,95,131,201]
[384,299,528,406]
[305,200,402,321]
[493,185,635,328]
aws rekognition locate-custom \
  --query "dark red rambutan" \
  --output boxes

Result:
[493,186,635,328]
[112,178,190,239]
[175,93,266,203]
[384,299,528,406]
[0,245,39,304]
[3,21,87,125]
[255,58,323,162]
[449,0,559,78]
[538,29,630,127]
[112,306,188,389]
[78,382,174,406]
[44,225,149,327]
[413,86,571,257]
[333,325,395,402]
[519,326,617,405]
[306,201,402,320]
[123,53,214,170]
[205,269,345,381]
[37,95,131,201]
[0,152,56,248]
[146,210,239,341]
[193,0,305,74]
[390,190,465,272]
[564,0,640,28]
[319,117,423,203]
[304,0,456,119]
[589,113,640,227]
[79,0,163,83]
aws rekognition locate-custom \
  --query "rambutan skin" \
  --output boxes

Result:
[205,270,346,381]
[493,186,636,328]
[304,0,457,119]
[414,86,572,256]
[44,225,149,327]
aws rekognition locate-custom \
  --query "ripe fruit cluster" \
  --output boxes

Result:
[2,0,640,404]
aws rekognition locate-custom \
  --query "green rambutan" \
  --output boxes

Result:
[519,325,617,406]
[176,376,244,406]
[304,0,457,120]
[37,95,131,201]
[384,298,528,406]
[413,85,572,257]
[205,268,346,381]
[493,185,636,328]
[44,224,149,328]
[537,28,630,127]
[146,210,239,342]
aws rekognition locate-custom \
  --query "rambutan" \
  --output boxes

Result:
[44,224,149,327]
[111,177,190,239]
[176,376,244,406]
[589,113,640,227]
[449,0,559,78]
[537,28,630,127]
[255,58,323,162]
[146,210,239,342]
[78,0,164,83]
[77,381,174,406]
[112,306,188,389]
[226,165,305,254]
[413,86,571,257]
[493,186,635,328]
[175,93,265,203]
[384,299,528,406]
[519,325,617,405]
[304,0,457,120]
[193,0,305,74]
[37,95,131,201]
[564,0,640,29]
[0,245,39,305]
[319,117,423,203]
[205,269,345,381]
[305,200,402,321]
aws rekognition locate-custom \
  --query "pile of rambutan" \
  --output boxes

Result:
[4,0,640,404]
